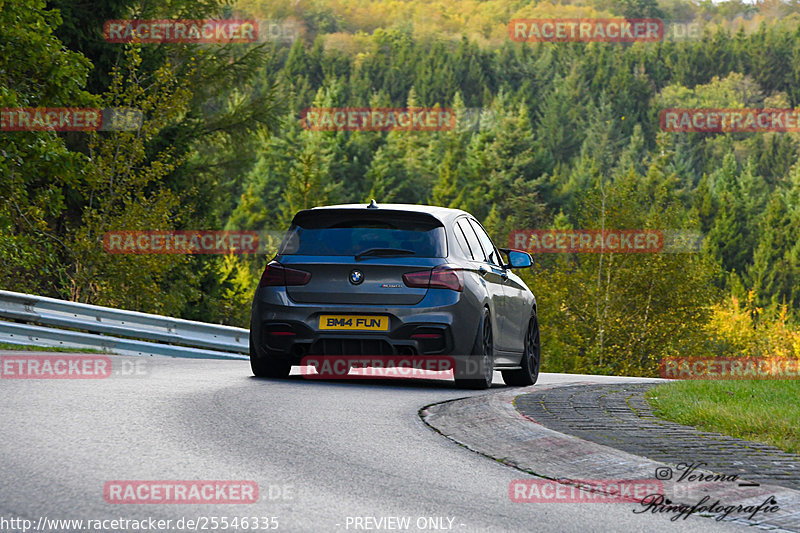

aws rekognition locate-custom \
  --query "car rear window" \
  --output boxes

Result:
[279,211,447,257]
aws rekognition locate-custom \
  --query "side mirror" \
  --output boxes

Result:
[501,249,532,269]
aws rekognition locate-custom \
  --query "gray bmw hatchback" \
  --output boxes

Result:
[249,201,540,389]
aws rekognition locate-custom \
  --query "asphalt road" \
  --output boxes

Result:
[0,355,756,533]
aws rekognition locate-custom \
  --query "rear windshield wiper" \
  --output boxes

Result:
[354,248,416,261]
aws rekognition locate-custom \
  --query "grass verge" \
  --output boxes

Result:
[0,342,107,354]
[646,380,800,454]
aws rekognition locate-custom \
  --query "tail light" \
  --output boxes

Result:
[402,266,463,292]
[259,261,311,287]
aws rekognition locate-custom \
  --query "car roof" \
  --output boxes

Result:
[299,202,472,224]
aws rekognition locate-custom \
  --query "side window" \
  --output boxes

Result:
[469,219,501,266]
[456,219,485,261]
[453,222,473,259]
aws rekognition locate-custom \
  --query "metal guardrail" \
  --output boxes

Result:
[0,290,248,360]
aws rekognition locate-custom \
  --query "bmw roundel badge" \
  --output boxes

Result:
[349,270,364,285]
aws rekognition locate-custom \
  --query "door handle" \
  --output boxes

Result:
[478,266,489,276]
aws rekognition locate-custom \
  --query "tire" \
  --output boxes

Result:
[249,334,291,378]
[455,308,494,390]
[502,314,540,386]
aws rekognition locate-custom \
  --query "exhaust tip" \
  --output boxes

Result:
[292,344,307,357]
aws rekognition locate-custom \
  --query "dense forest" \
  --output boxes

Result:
[2,0,799,376]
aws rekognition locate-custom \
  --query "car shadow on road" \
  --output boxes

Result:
[248,373,509,391]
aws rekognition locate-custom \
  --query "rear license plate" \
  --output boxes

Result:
[318,315,389,331]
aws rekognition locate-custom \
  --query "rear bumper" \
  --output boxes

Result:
[250,286,480,364]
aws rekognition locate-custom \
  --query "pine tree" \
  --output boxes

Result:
[534,70,589,167]
[747,166,800,313]
[363,88,440,203]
